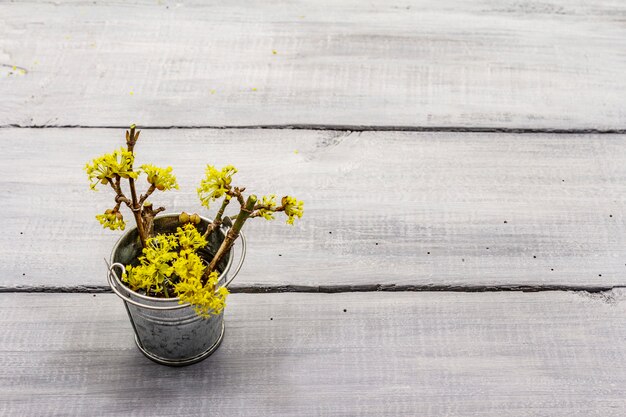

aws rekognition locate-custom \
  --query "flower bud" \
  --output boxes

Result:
[105,209,114,215]
[101,178,108,185]
[156,184,165,191]
[179,212,190,223]
[115,212,123,221]
[190,214,201,224]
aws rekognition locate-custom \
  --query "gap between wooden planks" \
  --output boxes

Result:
[2,125,626,134]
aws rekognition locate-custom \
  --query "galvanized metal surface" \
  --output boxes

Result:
[108,214,245,366]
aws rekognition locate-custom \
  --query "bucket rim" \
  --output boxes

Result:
[108,212,234,306]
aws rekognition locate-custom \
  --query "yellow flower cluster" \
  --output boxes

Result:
[84,148,138,190]
[173,253,229,318]
[96,210,126,231]
[176,222,208,249]
[122,224,228,315]
[282,196,304,225]
[140,164,179,191]
[123,233,178,294]
[257,194,277,220]
[197,165,237,208]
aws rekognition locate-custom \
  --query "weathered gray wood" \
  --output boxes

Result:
[1,128,626,289]
[1,0,625,129]
[1,292,625,416]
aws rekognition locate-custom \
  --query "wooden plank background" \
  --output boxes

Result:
[2,1,626,415]
[1,128,625,290]
[1,0,625,129]
[2,292,626,416]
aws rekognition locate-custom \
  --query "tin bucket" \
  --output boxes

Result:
[106,214,245,366]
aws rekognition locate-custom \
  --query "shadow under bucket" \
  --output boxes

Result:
[106,214,246,366]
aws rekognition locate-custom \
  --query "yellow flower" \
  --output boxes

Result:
[172,250,205,284]
[123,228,228,315]
[174,259,229,317]
[140,164,179,191]
[257,194,277,221]
[197,165,237,208]
[96,210,126,231]
[142,234,179,266]
[124,263,162,294]
[85,147,138,190]
[123,234,178,294]
[282,196,304,225]
[175,224,207,250]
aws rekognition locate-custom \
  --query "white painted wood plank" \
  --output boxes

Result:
[1,0,625,129]
[1,128,625,289]
[1,292,626,416]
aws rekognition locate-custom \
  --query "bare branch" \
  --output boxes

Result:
[203,197,231,239]
[140,203,165,239]
[125,125,147,247]
[139,184,156,206]
[229,188,245,207]
[108,178,132,207]
[250,204,286,218]
[114,194,131,206]
[204,195,257,281]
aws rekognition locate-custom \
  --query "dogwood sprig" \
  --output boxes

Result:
[141,164,179,191]
[197,165,237,208]
[123,224,229,315]
[256,194,277,220]
[96,209,126,231]
[85,125,178,244]
[85,148,137,190]
[87,126,304,318]
[282,196,304,225]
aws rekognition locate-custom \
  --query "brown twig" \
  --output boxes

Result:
[203,194,257,282]
[141,203,166,238]
[250,203,286,218]
[108,180,132,207]
[203,197,231,239]
[125,124,147,247]
[139,184,156,206]
[229,188,245,208]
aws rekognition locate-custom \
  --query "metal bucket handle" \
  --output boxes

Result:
[106,230,246,311]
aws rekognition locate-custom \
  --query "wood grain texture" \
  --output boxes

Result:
[1,292,626,416]
[1,0,625,129]
[1,128,626,289]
